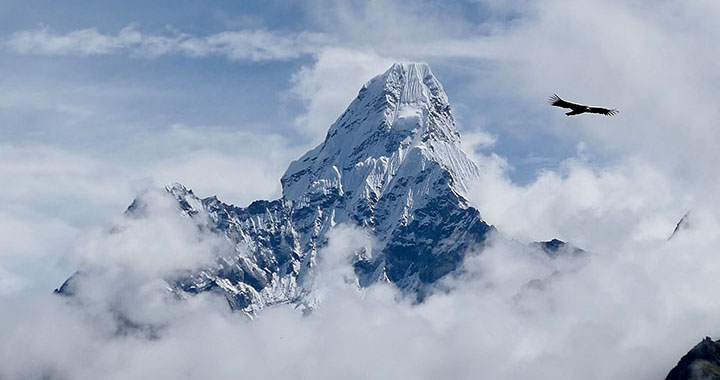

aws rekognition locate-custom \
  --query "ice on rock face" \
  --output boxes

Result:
[61,63,497,314]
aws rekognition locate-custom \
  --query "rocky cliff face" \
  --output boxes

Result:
[666,337,720,380]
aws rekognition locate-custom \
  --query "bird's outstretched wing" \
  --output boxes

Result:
[588,107,619,116]
[549,94,619,116]
[548,94,583,110]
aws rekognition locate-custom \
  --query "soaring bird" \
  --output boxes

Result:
[548,94,618,116]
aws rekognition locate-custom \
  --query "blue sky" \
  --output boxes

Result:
[0,0,583,177]
[3,0,720,294]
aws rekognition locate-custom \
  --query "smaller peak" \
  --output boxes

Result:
[165,181,185,190]
[163,182,204,214]
[128,182,193,217]
[165,182,196,202]
[165,182,189,194]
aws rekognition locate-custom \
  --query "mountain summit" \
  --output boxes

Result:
[59,63,554,314]
[276,62,492,294]
[282,62,479,202]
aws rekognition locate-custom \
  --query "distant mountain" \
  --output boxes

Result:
[57,63,575,314]
[666,337,720,380]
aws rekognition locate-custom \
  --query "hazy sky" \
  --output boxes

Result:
[2,1,720,378]
[3,0,719,291]
[0,0,601,293]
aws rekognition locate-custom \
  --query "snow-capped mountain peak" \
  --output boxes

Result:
[60,62,499,314]
[281,62,480,206]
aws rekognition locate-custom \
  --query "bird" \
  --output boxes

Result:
[548,94,618,116]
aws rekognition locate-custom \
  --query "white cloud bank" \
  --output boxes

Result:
[1,207,718,379]
[467,152,685,252]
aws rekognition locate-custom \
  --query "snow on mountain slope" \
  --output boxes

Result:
[160,62,494,313]
[58,63,573,314]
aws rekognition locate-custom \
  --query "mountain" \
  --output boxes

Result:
[170,62,494,312]
[666,337,720,380]
[57,62,573,314]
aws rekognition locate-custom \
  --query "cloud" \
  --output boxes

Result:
[460,129,498,153]
[467,153,685,252]
[137,124,303,205]
[0,144,131,205]
[0,144,133,292]
[69,187,222,279]
[6,25,330,61]
[0,210,77,263]
[289,48,396,140]
[2,216,720,379]
[0,265,25,296]
[301,0,474,51]
[0,125,299,293]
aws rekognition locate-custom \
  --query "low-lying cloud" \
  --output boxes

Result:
[467,151,686,252]
[1,178,718,379]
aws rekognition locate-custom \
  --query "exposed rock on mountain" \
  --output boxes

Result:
[666,337,720,380]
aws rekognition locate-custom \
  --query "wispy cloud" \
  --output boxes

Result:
[6,25,330,61]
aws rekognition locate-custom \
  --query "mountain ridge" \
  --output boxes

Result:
[58,62,574,314]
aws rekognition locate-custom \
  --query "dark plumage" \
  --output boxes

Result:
[548,94,618,116]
